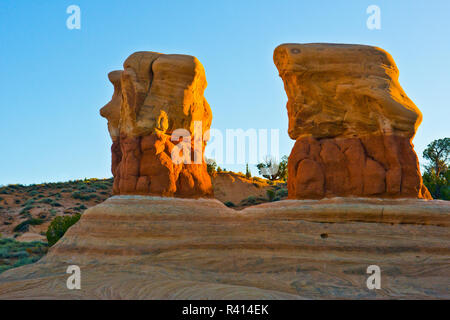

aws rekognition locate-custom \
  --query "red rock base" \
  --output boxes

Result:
[288,135,432,199]
[111,132,213,198]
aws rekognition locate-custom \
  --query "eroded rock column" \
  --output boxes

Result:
[100,52,213,198]
[274,43,431,199]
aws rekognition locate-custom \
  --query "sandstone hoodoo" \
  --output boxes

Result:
[274,43,432,200]
[101,52,213,198]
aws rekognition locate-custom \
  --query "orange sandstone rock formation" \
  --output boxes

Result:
[274,43,432,199]
[100,52,213,198]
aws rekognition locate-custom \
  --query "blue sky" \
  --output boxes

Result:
[0,0,449,185]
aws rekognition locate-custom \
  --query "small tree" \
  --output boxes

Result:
[205,158,217,176]
[256,155,288,181]
[422,138,449,200]
[245,163,251,179]
[278,155,288,181]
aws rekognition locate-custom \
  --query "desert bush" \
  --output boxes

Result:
[11,250,29,259]
[72,191,97,201]
[245,196,257,204]
[267,189,276,201]
[13,256,39,267]
[46,213,81,246]
[19,205,33,216]
[13,218,44,232]
[92,182,109,190]
[240,196,267,207]
[39,198,53,204]
[0,239,47,273]
[224,201,235,208]
[24,199,35,206]
[276,188,288,198]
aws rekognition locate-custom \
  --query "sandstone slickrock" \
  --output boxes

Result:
[100,52,213,198]
[0,196,449,299]
[274,43,431,199]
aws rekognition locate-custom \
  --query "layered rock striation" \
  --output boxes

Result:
[0,197,449,299]
[274,43,431,199]
[100,52,213,198]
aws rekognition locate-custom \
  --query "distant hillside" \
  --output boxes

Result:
[0,178,114,240]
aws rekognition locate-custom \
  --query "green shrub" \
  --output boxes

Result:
[24,199,35,206]
[92,183,109,190]
[0,238,47,274]
[19,205,33,215]
[72,191,97,201]
[13,256,39,267]
[267,189,276,201]
[276,188,288,198]
[224,201,235,208]
[13,218,44,232]
[245,196,257,204]
[46,214,81,246]
[38,198,53,204]
[11,250,29,259]
[240,196,267,207]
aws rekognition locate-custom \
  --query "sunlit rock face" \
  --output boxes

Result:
[274,43,431,199]
[100,52,213,198]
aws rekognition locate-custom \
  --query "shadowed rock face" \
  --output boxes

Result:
[100,52,213,198]
[274,43,431,199]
